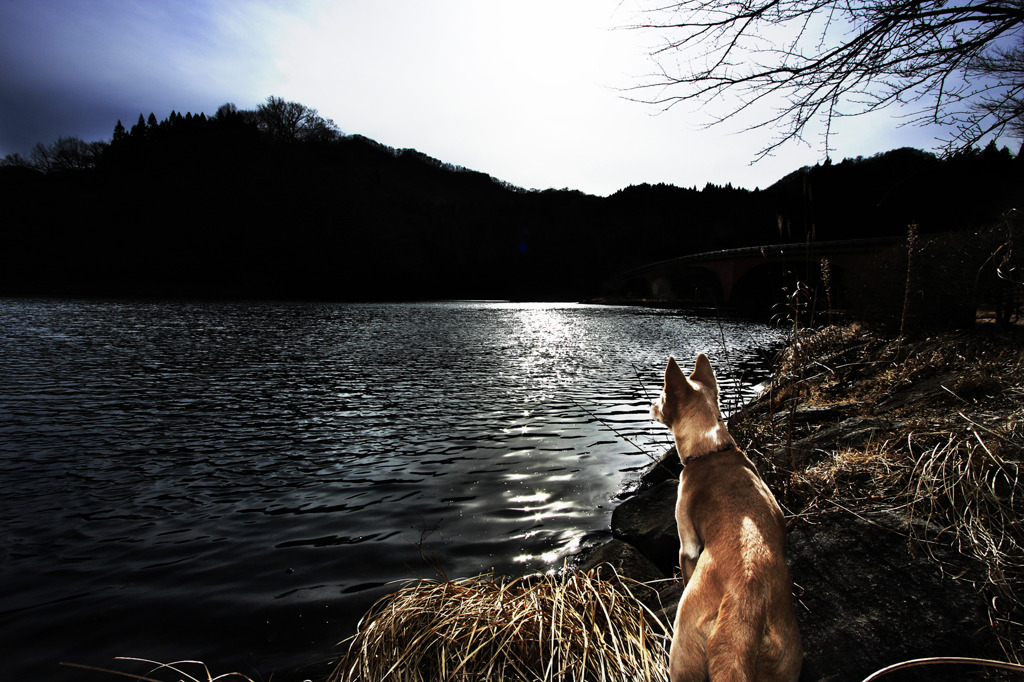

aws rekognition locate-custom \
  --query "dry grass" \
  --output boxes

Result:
[910,421,1024,576]
[796,441,909,507]
[328,569,671,682]
[733,324,1024,660]
[61,658,256,682]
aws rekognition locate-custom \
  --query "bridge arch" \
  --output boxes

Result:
[620,276,654,299]
[665,267,725,303]
[728,260,843,309]
[606,238,901,311]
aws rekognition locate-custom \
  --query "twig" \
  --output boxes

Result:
[631,362,652,401]
[862,656,1024,682]
[568,397,667,461]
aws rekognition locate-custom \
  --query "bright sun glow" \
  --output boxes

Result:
[0,0,958,195]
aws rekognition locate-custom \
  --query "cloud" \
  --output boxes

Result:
[0,0,977,194]
[0,0,275,151]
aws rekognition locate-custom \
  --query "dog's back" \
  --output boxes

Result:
[673,449,801,682]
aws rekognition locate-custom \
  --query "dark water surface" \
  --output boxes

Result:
[0,300,782,680]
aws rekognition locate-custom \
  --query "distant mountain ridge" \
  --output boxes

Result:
[2,105,1022,301]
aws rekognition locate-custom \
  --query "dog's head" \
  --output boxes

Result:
[651,353,730,456]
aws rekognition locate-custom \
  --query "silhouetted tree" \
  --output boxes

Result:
[209,102,259,140]
[215,102,238,119]
[254,96,340,143]
[112,119,128,145]
[20,136,106,171]
[0,152,32,168]
[632,0,1024,157]
[52,137,106,170]
[28,141,53,170]
[129,114,146,139]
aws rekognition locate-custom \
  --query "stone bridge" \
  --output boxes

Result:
[606,238,907,313]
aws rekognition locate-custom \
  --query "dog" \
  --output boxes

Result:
[651,354,802,682]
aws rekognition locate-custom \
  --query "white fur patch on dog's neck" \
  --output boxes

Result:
[683,440,737,465]
[676,420,737,465]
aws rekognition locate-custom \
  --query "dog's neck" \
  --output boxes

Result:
[682,439,738,465]
[675,416,738,466]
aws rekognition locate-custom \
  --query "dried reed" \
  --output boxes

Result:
[910,421,1024,577]
[735,323,1024,660]
[60,657,255,682]
[329,569,670,682]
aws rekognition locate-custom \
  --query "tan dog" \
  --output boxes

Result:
[651,354,802,682]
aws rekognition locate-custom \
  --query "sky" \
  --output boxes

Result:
[0,0,982,196]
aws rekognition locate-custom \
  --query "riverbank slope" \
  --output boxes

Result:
[579,324,1024,681]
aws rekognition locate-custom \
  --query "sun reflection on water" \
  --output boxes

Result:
[508,491,551,505]
[511,304,590,390]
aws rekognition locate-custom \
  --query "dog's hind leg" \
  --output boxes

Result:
[668,631,708,682]
[757,613,803,682]
[669,589,710,682]
[705,594,761,682]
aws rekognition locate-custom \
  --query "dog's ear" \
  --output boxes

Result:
[690,353,719,395]
[665,356,692,396]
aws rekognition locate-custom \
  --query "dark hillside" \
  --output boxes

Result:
[2,103,1021,301]
[764,145,1023,242]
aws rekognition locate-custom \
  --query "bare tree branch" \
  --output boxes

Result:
[628,0,1024,157]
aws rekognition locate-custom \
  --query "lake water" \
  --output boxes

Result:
[0,300,783,681]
